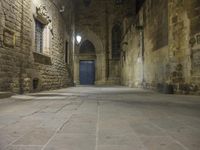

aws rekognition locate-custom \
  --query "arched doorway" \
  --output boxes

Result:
[79,40,96,85]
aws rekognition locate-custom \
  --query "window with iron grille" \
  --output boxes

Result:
[35,20,44,53]
[112,24,122,59]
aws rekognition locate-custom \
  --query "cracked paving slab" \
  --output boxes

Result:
[0,86,200,150]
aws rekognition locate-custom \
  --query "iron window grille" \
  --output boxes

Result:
[35,20,44,53]
[112,24,122,59]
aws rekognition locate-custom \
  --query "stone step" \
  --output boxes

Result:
[0,92,13,99]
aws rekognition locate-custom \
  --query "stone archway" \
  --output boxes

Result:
[79,40,96,54]
[79,40,96,85]
[74,27,106,85]
[77,27,104,54]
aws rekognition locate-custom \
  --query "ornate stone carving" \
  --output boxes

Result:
[191,49,200,75]
[35,5,54,37]
[3,28,15,48]
[189,37,196,47]
[36,5,51,25]
[189,34,200,47]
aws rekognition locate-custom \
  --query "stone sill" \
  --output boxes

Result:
[33,52,52,65]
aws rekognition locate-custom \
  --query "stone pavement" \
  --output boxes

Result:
[0,86,200,150]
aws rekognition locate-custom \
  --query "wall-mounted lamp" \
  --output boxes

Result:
[76,35,82,44]
[60,6,65,13]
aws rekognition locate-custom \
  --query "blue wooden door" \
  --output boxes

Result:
[80,61,95,85]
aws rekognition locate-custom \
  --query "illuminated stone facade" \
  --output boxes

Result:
[121,0,200,94]
[0,0,75,93]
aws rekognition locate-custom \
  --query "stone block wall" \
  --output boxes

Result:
[121,0,200,94]
[0,0,75,93]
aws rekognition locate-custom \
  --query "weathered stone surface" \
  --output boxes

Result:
[1,0,200,95]
[121,0,200,94]
[3,29,15,48]
[0,0,75,93]
[74,0,136,85]
[0,86,200,150]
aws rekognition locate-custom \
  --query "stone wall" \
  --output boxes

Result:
[121,0,200,94]
[0,0,75,93]
[74,0,135,85]
[187,0,200,89]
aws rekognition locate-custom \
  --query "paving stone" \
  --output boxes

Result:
[99,133,141,146]
[44,134,96,150]
[4,145,42,150]
[13,128,54,146]
[98,145,147,150]
[0,86,199,150]
[140,136,187,150]
[60,122,96,135]
[130,123,165,137]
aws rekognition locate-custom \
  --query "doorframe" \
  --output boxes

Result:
[79,59,96,85]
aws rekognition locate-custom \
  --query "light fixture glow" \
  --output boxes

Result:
[76,35,82,44]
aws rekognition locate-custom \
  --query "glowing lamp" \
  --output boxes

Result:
[76,35,82,44]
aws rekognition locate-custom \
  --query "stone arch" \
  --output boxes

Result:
[0,1,5,43]
[74,27,106,85]
[80,40,95,54]
[77,27,104,54]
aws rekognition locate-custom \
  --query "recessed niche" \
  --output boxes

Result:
[33,78,39,90]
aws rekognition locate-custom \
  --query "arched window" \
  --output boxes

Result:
[112,24,122,59]
[80,40,95,54]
